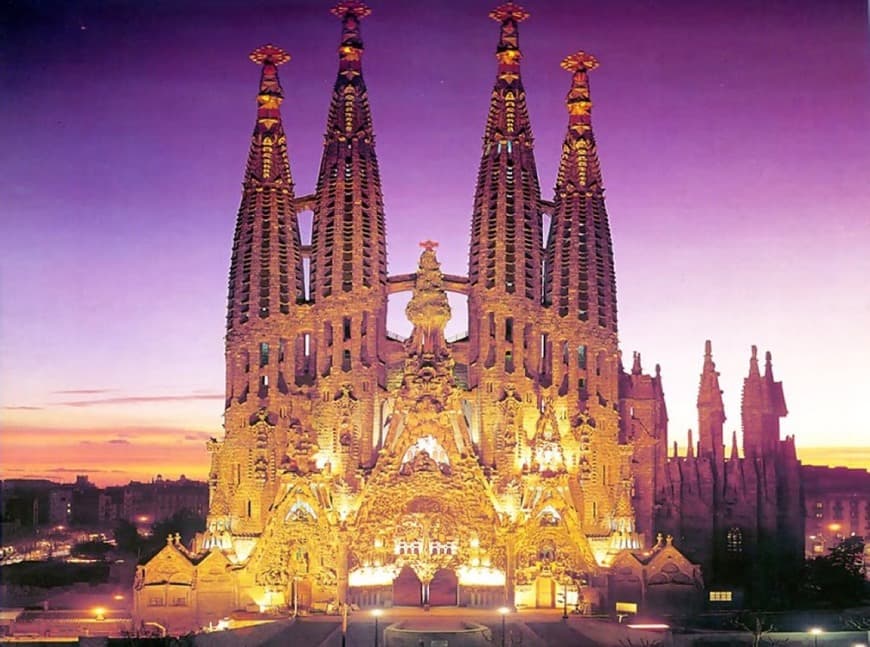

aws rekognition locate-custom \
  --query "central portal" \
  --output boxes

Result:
[392,566,423,606]
[429,568,458,606]
[392,566,459,607]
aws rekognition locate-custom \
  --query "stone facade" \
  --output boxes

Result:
[134,2,803,631]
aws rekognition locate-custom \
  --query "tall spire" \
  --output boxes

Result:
[544,51,616,332]
[310,0,387,300]
[217,44,300,535]
[227,44,303,333]
[696,339,725,465]
[466,3,544,467]
[468,2,543,302]
[307,2,387,467]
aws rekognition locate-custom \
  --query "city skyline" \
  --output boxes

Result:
[2,0,869,486]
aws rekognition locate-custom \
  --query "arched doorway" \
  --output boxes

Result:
[290,576,312,612]
[393,566,422,606]
[535,575,555,608]
[428,568,457,606]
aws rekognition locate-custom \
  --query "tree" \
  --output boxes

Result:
[71,540,112,560]
[113,519,142,554]
[731,612,777,647]
[801,537,866,608]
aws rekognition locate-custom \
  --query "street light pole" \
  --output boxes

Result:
[498,606,509,647]
[373,608,383,647]
[341,603,347,647]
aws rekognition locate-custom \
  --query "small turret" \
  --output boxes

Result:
[697,340,725,466]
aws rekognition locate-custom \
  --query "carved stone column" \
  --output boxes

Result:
[505,532,517,608]
[337,533,349,605]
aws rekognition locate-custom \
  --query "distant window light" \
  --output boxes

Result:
[726,527,743,553]
[709,591,732,602]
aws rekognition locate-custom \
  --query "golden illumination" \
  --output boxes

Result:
[457,565,506,586]
[348,565,398,587]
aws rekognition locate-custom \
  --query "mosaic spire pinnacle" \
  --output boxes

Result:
[544,51,616,333]
[468,2,542,300]
[228,44,302,332]
[310,1,386,299]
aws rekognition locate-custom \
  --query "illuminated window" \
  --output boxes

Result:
[726,527,743,553]
[709,591,732,602]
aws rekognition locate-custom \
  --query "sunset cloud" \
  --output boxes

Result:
[57,393,224,407]
[0,423,210,486]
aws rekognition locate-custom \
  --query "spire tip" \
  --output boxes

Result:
[331,1,371,19]
[490,3,529,22]
[249,44,290,66]
[561,51,599,73]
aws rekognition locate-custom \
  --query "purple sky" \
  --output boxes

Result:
[2,0,869,483]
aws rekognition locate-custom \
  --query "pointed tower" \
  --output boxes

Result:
[742,345,789,459]
[214,44,300,534]
[544,51,619,412]
[309,1,387,467]
[697,340,725,466]
[467,3,545,466]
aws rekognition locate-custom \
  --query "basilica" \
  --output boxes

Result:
[134,2,803,631]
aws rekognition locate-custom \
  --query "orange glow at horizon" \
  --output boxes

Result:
[2,414,868,487]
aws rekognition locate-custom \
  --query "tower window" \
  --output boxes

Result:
[577,345,587,369]
[343,317,351,341]
[505,318,514,343]
[726,527,743,553]
[259,342,269,367]
[342,350,352,372]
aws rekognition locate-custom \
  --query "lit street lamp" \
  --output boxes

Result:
[809,627,823,647]
[498,606,509,647]
[372,608,383,647]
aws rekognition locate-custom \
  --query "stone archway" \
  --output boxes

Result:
[535,575,555,608]
[393,566,423,606]
[429,568,458,606]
